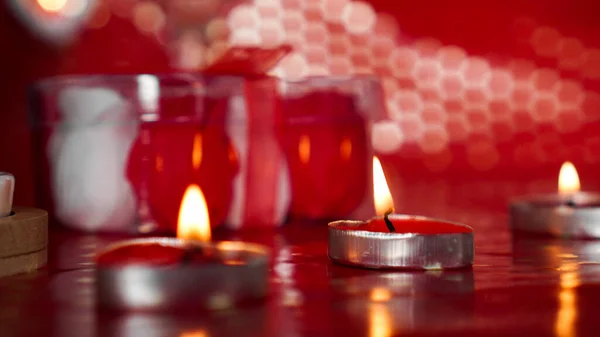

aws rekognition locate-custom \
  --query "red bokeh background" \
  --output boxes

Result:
[3,0,600,207]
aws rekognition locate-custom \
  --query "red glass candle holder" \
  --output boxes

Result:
[30,74,387,233]
[278,76,387,222]
[30,74,240,234]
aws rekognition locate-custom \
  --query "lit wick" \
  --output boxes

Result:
[384,208,396,233]
[558,161,580,208]
[180,245,203,265]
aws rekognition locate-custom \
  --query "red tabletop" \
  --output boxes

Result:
[1,178,598,337]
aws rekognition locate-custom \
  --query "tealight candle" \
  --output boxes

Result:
[96,184,270,311]
[510,161,600,239]
[327,158,474,270]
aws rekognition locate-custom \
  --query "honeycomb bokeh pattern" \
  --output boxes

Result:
[97,0,600,173]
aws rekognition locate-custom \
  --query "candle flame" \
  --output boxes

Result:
[558,161,580,194]
[373,157,394,216]
[38,0,68,12]
[177,184,211,242]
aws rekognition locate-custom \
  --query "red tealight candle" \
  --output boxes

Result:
[327,158,474,270]
[336,216,473,235]
[510,161,600,239]
[95,184,270,311]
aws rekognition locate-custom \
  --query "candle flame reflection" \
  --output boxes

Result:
[299,135,311,164]
[192,133,203,170]
[370,287,392,303]
[373,157,394,216]
[180,330,208,337]
[558,162,580,194]
[555,263,579,337]
[177,184,211,242]
[369,303,392,337]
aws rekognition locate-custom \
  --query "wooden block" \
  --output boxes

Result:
[0,249,47,278]
[0,207,48,277]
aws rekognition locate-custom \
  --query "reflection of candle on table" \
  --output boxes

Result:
[328,157,474,270]
[510,161,600,239]
[96,184,270,311]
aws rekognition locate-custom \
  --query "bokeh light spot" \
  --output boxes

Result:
[439,74,464,99]
[413,59,442,88]
[556,109,583,133]
[341,1,376,34]
[414,38,442,58]
[419,126,449,154]
[390,47,418,78]
[466,108,490,132]
[398,115,424,142]
[437,46,466,71]
[393,91,423,115]
[467,140,499,171]
[555,80,584,107]
[531,95,559,122]
[372,121,404,154]
[531,68,559,91]
[228,5,260,30]
[582,48,600,79]
[557,37,585,70]
[421,103,446,124]
[510,84,535,110]
[489,100,512,119]
[462,57,491,86]
[445,116,470,142]
[487,70,513,98]
[531,26,562,58]
[133,1,166,34]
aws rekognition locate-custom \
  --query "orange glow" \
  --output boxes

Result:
[340,137,352,160]
[369,303,392,337]
[373,157,394,216]
[192,133,203,170]
[370,287,392,302]
[555,263,579,337]
[180,330,208,337]
[299,135,311,164]
[558,161,580,194]
[38,0,68,12]
[155,155,164,172]
[177,184,211,242]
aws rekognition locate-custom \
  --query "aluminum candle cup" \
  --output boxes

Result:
[96,238,270,311]
[328,214,474,270]
[510,192,600,239]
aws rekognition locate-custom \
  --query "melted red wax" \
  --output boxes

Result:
[336,218,473,234]
[96,243,227,266]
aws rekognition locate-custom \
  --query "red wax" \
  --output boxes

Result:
[337,218,473,234]
[96,243,231,266]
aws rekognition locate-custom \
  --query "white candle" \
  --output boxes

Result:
[0,172,14,217]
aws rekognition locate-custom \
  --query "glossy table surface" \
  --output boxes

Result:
[1,179,599,337]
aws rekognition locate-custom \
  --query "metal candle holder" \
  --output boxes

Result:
[510,192,600,239]
[96,238,270,311]
[328,214,474,270]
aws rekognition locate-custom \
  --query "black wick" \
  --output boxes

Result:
[180,245,203,265]
[565,199,577,207]
[384,208,396,233]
